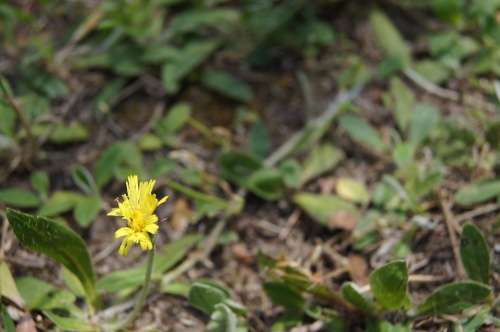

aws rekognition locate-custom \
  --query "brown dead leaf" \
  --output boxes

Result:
[347,255,368,285]
[328,210,358,231]
[232,243,254,265]
[170,198,192,234]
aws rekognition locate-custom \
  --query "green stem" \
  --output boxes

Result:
[119,244,155,331]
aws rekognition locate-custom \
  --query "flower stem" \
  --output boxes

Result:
[120,245,155,330]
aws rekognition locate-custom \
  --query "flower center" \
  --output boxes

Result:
[129,210,145,231]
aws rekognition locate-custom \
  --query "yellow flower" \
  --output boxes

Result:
[108,175,168,256]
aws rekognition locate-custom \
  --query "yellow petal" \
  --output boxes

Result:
[137,233,152,250]
[144,223,159,234]
[157,195,169,206]
[115,227,133,238]
[126,175,140,207]
[107,208,122,216]
[118,238,133,256]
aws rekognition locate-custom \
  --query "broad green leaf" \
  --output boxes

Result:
[339,114,385,152]
[71,165,98,195]
[393,142,415,168]
[263,282,304,312]
[7,210,97,306]
[0,188,40,208]
[0,303,15,332]
[207,304,238,332]
[16,277,75,310]
[389,77,414,132]
[30,171,50,200]
[161,41,219,94]
[368,321,412,332]
[249,121,270,159]
[161,282,191,297]
[409,104,440,146]
[416,281,492,315]
[37,191,82,217]
[0,261,24,307]
[413,60,451,85]
[62,267,85,297]
[219,151,263,185]
[279,159,302,189]
[370,10,411,66]
[188,281,230,315]
[73,195,102,227]
[49,122,89,144]
[341,283,374,313]
[246,168,285,201]
[43,310,94,332]
[369,260,408,310]
[455,180,500,206]
[293,193,357,227]
[0,99,16,137]
[460,224,490,284]
[94,142,142,188]
[300,144,344,184]
[201,69,253,102]
[138,133,163,151]
[336,178,370,204]
[167,9,239,36]
[155,103,191,136]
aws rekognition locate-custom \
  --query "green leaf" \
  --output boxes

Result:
[249,121,270,159]
[43,310,94,332]
[454,180,500,206]
[7,210,97,306]
[167,9,239,36]
[341,283,374,313]
[0,303,15,332]
[460,224,490,284]
[49,122,89,144]
[207,304,238,332]
[201,69,253,102]
[300,144,344,184]
[71,165,98,195]
[263,281,304,312]
[293,193,357,227]
[73,195,102,227]
[30,171,50,200]
[94,142,142,188]
[392,142,415,168]
[336,178,370,204]
[62,267,85,297]
[369,260,408,310]
[409,104,440,146]
[161,41,219,94]
[0,188,40,208]
[416,281,492,315]
[16,277,76,310]
[370,10,411,67]
[161,282,191,298]
[188,281,230,315]
[413,60,451,85]
[0,261,24,308]
[37,191,82,217]
[246,168,285,201]
[339,114,386,152]
[0,99,16,137]
[389,77,414,132]
[219,151,263,185]
[155,103,191,136]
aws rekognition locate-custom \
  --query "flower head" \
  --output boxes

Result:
[108,175,168,256]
